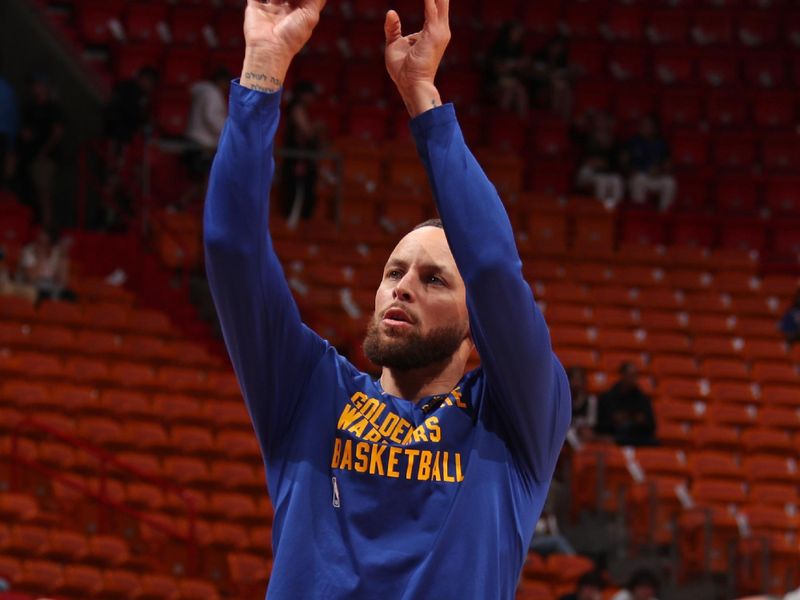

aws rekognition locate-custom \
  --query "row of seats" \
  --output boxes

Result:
[0,350,236,394]
[70,0,800,52]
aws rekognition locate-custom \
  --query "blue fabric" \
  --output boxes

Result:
[0,78,19,147]
[204,81,570,600]
[626,135,669,172]
[780,308,800,334]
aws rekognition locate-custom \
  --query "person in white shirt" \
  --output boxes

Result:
[185,68,230,150]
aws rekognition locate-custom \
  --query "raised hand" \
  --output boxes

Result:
[384,0,451,117]
[241,0,327,92]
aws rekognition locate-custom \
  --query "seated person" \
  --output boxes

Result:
[620,116,676,212]
[610,568,660,600]
[567,366,598,445]
[17,230,75,302]
[595,363,657,447]
[558,570,605,600]
[779,287,800,345]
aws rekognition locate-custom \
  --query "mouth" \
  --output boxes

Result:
[382,307,414,326]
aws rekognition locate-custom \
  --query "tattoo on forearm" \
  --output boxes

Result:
[245,72,281,86]
[249,84,279,93]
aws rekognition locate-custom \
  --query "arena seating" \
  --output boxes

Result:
[6,0,800,597]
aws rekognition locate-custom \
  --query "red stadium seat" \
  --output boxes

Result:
[162,48,207,90]
[123,2,169,44]
[762,135,800,173]
[562,2,604,37]
[737,10,779,46]
[712,133,757,172]
[719,218,766,252]
[169,5,214,47]
[697,52,739,87]
[605,6,646,42]
[670,130,709,168]
[744,53,787,88]
[77,0,125,45]
[659,90,702,129]
[653,48,695,85]
[706,91,748,128]
[765,177,800,214]
[155,91,190,138]
[569,41,608,80]
[691,10,735,45]
[647,9,690,45]
[754,92,797,128]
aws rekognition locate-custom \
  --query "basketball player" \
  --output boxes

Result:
[203,0,571,597]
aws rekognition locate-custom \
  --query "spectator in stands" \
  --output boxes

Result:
[621,115,676,212]
[180,67,232,208]
[610,568,660,600]
[529,483,576,556]
[574,111,624,209]
[0,245,37,303]
[17,73,64,232]
[185,67,231,152]
[105,66,158,153]
[0,73,19,188]
[567,366,598,445]
[485,22,531,116]
[280,80,325,226]
[558,570,605,600]
[595,362,657,447]
[779,287,800,346]
[17,229,75,303]
[531,35,573,120]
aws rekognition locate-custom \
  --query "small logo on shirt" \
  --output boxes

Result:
[332,476,341,508]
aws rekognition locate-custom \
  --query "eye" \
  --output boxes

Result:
[386,269,403,280]
[426,275,445,286]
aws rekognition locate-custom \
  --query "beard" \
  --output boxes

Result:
[363,316,467,372]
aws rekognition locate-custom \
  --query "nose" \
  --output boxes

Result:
[392,272,414,302]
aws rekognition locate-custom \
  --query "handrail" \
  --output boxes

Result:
[9,418,198,573]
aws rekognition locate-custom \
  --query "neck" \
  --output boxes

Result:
[379,352,469,402]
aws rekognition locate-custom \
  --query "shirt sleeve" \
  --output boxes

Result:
[203,81,327,456]
[410,104,571,482]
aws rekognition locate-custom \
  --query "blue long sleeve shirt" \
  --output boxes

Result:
[204,82,571,600]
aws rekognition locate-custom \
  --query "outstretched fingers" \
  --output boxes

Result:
[384,9,403,45]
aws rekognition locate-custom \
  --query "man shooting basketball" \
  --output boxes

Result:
[203,0,571,597]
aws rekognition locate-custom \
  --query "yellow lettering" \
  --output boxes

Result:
[354,442,369,473]
[455,452,464,482]
[367,401,387,426]
[378,413,400,437]
[444,398,453,407]
[387,447,401,478]
[453,388,467,409]
[390,419,411,444]
[412,426,428,443]
[405,449,419,479]
[331,438,342,468]
[347,417,368,438]
[351,392,368,409]
[442,451,455,482]
[338,404,362,430]
[401,429,414,445]
[418,450,432,480]
[362,398,382,422]
[425,416,441,443]
[369,444,386,476]
[431,451,442,481]
[339,439,353,470]
[364,428,382,443]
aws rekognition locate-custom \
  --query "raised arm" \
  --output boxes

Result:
[203,0,327,455]
[384,0,570,481]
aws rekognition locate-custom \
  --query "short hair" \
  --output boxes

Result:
[619,361,636,375]
[577,570,605,589]
[626,568,659,591]
[413,218,443,231]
